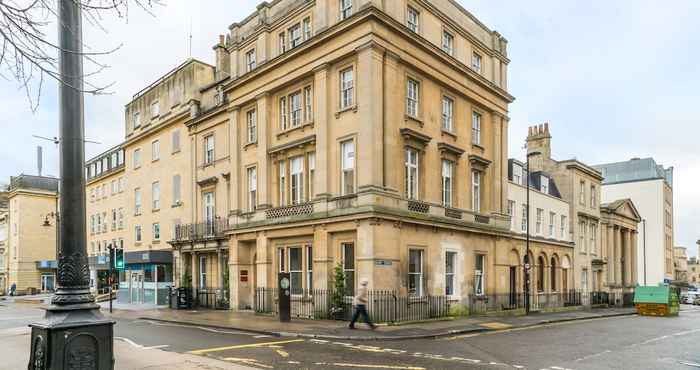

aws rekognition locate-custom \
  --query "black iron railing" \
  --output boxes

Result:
[173,218,229,242]
[254,288,450,323]
[195,287,229,310]
[589,291,635,307]
[468,290,584,315]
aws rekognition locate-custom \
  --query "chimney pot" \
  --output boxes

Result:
[219,34,225,45]
[544,122,549,133]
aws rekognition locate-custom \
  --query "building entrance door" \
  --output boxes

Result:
[509,266,517,306]
[41,274,55,292]
[129,271,144,304]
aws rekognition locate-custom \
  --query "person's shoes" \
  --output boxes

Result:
[370,325,377,330]
[348,325,355,330]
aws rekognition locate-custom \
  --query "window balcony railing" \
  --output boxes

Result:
[173,218,229,242]
[230,192,508,231]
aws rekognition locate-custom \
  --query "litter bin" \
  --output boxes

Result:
[633,285,679,317]
[177,287,192,309]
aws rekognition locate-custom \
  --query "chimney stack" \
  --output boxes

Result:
[526,122,553,162]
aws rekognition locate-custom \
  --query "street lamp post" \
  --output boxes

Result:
[28,1,115,369]
[524,150,541,316]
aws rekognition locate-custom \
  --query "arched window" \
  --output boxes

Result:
[550,257,557,291]
[537,256,545,292]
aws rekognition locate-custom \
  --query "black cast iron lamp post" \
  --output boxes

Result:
[28,1,115,369]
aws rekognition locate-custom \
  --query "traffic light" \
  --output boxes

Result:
[114,248,124,270]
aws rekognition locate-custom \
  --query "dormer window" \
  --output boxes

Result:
[512,163,522,185]
[540,175,549,194]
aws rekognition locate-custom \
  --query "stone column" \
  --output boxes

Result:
[615,226,622,286]
[256,93,271,209]
[607,225,615,285]
[312,64,330,199]
[631,231,639,285]
[191,251,198,290]
[624,229,632,287]
[217,248,224,288]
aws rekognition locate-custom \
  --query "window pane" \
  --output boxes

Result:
[290,247,302,271]
[409,250,422,273]
[343,243,354,270]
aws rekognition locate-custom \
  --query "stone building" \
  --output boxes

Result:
[172,0,513,310]
[85,145,126,293]
[506,159,574,297]
[673,246,688,284]
[0,188,8,294]
[5,175,58,294]
[599,199,641,294]
[525,124,604,293]
[593,157,675,285]
[120,59,215,306]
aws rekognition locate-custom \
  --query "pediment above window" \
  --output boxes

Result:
[400,128,431,150]
[469,154,492,172]
[437,142,465,158]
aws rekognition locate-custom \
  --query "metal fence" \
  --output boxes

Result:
[254,288,450,323]
[589,291,635,307]
[468,290,584,315]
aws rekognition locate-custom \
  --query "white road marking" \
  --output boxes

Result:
[143,345,170,350]
[254,335,271,338]
[138,319,255,336]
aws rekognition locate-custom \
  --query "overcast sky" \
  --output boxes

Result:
[1,1,698,256]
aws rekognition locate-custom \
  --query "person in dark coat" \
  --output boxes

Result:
[9,283,16,296]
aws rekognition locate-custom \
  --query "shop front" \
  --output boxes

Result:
[89,254,113,294]
[36,260,57,293]
[117,250,173,306]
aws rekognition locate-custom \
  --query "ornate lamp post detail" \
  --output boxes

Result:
[28,1,114,369]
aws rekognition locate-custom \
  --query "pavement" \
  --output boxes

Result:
[108,305,637,341]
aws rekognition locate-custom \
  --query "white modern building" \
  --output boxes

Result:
[593,158,674,286]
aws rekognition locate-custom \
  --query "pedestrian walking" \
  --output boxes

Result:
[349,279,376,330]
[9,283,16,297]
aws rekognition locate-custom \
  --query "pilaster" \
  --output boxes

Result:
[229,107,241,213]
[256,232,270,288]
[256,94,271,209]
[313,64,330,199]
[312,225,331,290]
[355,41,385,191]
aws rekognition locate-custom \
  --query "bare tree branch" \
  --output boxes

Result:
[0,0,162,111]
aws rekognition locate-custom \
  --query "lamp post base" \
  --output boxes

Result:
[28,304,114,370]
